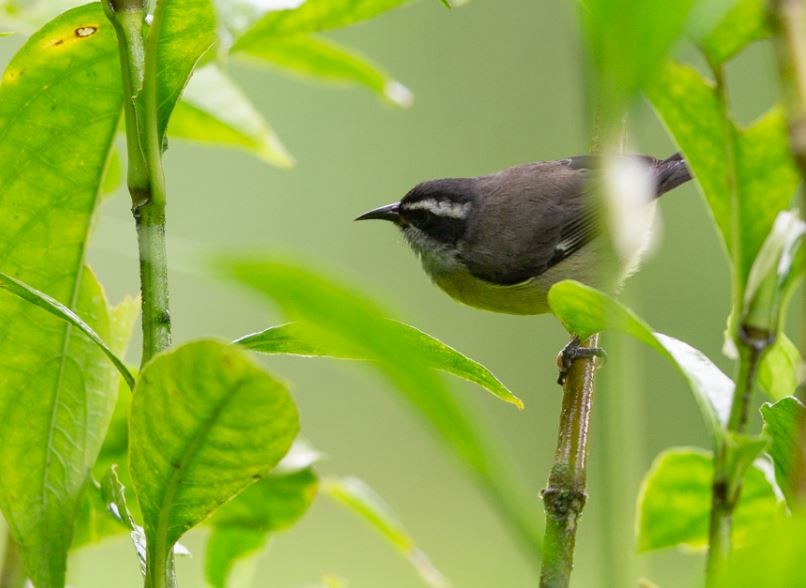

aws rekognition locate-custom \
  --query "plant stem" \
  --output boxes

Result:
[104,0,172,367]
[706,329,766,586]
[0,531,25,588]
[539,334,600,588]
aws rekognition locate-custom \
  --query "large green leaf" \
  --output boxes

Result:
[205,441,321,588]
[150,0,217,142]
[218,257,543,558]
[169,65,293,167]
[0,271,135,389]
[231,0,412,52]
[548,280,732,437]
[580,0,696,121]
[322,476,448,588]
[635,447,782,552]
[235,322,523,409]
[648,64,799,289]
[761,397,805,506]
[0,5,133,585]
[231,33,413,107]
[130,340,299,582]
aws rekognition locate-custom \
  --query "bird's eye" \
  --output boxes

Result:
[404,208,434,229]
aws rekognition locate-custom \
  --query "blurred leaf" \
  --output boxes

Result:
[761,397,805,505]
[232,34,413,107]
[580,0,696,122]
[548,280,732,437]
[151,0,217,142]
[759,334,802,401]
[716,511,806,588]
[723,432,769,499]
[0,5,129,585]
[236,321,523,409]
[649,65,799,289]
[323,476,449,588]
[218,257,543,558]
[130,340,299,574]
[169,64,293,167]
[205,441,321,588]
[232,0,411,52]
[695,0,769,65]
[0,271,135,389]
[636,448,782,552]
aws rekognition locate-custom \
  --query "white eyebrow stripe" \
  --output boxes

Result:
[404,199,471,219]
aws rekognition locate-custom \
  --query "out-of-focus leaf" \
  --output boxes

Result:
[235,322,523,409]
[232,34,413,108]
[150,0,217,142]
[130,340,299,579]
[636,448,782,552]
[723,432,769,499]
[580,0,696,121]
[649,65,799,289]
[205,441,321,588]
[695,0,769,65]
[0,5,129,585]
[759,334,802,401]
[169,65,293,167]
[323,477,449,588]
[716,511,806,587]
[761,397,805,505]
[232,0,411,52]
[0,271,135,389]
[218,257,543,558]
[548,280,732,437]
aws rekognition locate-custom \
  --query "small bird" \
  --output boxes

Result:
[356,153,691,316]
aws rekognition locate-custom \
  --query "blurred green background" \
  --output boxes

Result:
[0,0,784,586]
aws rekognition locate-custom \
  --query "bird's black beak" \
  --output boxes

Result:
[355,202,401,223]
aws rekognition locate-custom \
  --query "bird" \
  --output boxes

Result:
[356,153,691,316]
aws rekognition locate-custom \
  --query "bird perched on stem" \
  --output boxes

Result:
[356,153,691,316]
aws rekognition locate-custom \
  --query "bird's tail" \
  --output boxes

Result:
[656,152,692,195]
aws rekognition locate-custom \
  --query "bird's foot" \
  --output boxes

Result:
[556,336,607,385]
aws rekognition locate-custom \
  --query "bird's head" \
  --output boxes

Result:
[356,178,477,269]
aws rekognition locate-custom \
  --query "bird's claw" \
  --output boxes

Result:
[556,336,607,385]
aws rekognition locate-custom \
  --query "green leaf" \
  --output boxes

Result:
[218,256,542,558]
[636,448,782,552]
[101,146,123,195]
[761,397,805,505]
[323,476,449,588]
[580,0,696,121]
[648,65,800,289]
[169,65,293,167]
[548,280,732,437]
[150,0,217,142]
[695,0,769,65]
[100,466,148,572]
[232,0,411,52]
[0,5,130,585]
[0,271,135,389]
[723,432,769,500]
[130,340,299,577]
[232,34,413,108]
[758,334,802,401]
[236,321,523,409]
[205,441,321,588]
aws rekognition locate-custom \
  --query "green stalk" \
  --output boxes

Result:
[539,334,600,588]
[104,0,172,367]
[0,531,25,588]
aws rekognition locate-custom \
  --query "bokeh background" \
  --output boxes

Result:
[0,1,785,586]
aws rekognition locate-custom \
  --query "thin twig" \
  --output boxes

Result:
[539,335,600,588]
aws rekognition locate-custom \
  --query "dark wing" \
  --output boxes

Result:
[459,158,598,285]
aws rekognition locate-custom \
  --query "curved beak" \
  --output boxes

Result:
[355,202,401,223]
